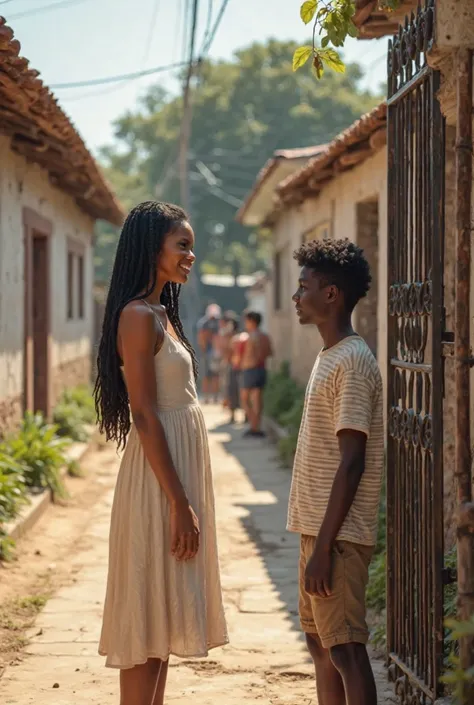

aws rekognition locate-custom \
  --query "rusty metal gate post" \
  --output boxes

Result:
[386,2,446,703]
[454,47,474,704]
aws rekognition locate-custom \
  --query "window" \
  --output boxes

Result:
[302,220,331,244]
[67,251,74,320]
[78,255,84,319]
[67,240,86,320]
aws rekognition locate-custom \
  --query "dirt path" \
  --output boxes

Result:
[0,407,396,704]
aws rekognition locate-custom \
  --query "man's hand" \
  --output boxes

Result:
[305,541,333,598]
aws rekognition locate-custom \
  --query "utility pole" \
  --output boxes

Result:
[178,0,201,348]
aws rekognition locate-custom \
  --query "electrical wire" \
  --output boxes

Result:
[200,0,230,57]
[198,0,213,57]
[142,0,161,67]
[8,0,91,20]
[50,61,186,89]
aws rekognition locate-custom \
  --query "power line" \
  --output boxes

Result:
[142,0,161,67]
[50,61,186,89]
[201,0,231,57]
[199,0,213,56]
[8,0,91,20]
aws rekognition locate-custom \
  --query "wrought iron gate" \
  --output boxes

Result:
[386,2,446,703]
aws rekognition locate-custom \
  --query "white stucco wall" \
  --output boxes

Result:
[268,147,388,390]
[0,135,94,407]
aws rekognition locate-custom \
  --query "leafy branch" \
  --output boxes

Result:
[293,0,400,79]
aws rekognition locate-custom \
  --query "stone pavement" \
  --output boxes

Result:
[0,406,396,704]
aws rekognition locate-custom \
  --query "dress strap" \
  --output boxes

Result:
[142,299,166,337]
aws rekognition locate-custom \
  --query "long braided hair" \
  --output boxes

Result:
[94,201,198,450]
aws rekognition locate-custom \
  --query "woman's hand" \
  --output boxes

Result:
[170,500,200,561]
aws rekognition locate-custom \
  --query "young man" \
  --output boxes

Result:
[288,239,383,705]
[240,311,272,437]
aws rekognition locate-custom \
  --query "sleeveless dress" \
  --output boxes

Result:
[99,322,229,669]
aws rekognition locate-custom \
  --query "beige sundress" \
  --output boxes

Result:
[99,317,228,669]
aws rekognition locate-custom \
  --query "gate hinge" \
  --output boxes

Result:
[442,567,457,585]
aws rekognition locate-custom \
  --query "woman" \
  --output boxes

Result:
[95,201,228,705]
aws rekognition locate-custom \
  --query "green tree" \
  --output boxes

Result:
[95,39,380,281]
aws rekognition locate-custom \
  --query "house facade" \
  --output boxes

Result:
[240,1,474,701]
[238,104,387,388]
[0,18,123,433]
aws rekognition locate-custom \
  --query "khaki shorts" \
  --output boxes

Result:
[299,535,374,649]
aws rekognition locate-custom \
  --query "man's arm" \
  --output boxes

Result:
[305,369,374,598]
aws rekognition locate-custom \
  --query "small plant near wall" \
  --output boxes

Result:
[1,413,69,498]
[53,384,95,442]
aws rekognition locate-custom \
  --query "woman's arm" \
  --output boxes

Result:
[118,302,199,561]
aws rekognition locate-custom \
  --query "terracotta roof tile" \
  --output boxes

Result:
[0,17,124,225]
[276,102,387,202]
[236,144,327,223]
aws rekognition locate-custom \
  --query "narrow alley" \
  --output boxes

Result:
[0,407,394,704]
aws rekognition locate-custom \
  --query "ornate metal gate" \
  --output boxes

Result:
[386,2,446,703]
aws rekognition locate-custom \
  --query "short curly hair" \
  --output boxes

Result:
[294,238,371,313]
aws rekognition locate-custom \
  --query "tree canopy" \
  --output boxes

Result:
[95,39,381,282]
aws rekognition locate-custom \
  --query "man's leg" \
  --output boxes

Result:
[314,542,376,705]
[240,387,254,432]
[329,643,377,705]
[249,387,264,434]
[306,633,345,705]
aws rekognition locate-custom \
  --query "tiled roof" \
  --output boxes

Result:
[354,0,417,39]
[236,144,327,224]
[276,102,387,203]
[0,17,124,225]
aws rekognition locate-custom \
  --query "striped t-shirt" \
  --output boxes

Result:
[287,335,384,546]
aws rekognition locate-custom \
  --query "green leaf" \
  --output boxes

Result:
[300,0,318,24]
[321,35,330,48]
[292,46,313,71]
[320,48,346,74]
[347,21,359,38]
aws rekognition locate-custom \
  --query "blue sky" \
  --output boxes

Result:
[4,0,388,153]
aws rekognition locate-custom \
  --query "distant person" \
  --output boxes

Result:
[240,311,272,437]
[94,202,227,705]
[288,238,383,705]
[214,312,237,406]
[226,317,243,424]
[197,303,221,403]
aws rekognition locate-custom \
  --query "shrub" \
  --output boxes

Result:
[61,385,96,424]
[53,385,95,441]
[264,362,305,426]
[0,451,29,560]
[53,402,89,442]
[442,614,474,704]
[2,413,68,498]
[0,451,28,523]
[264,363,305,463]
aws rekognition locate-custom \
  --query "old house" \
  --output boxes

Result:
[237,104,387,387]
[240,1,474,701]
[0,18,123,433]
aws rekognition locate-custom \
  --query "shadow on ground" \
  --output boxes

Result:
[209,419,303,637]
